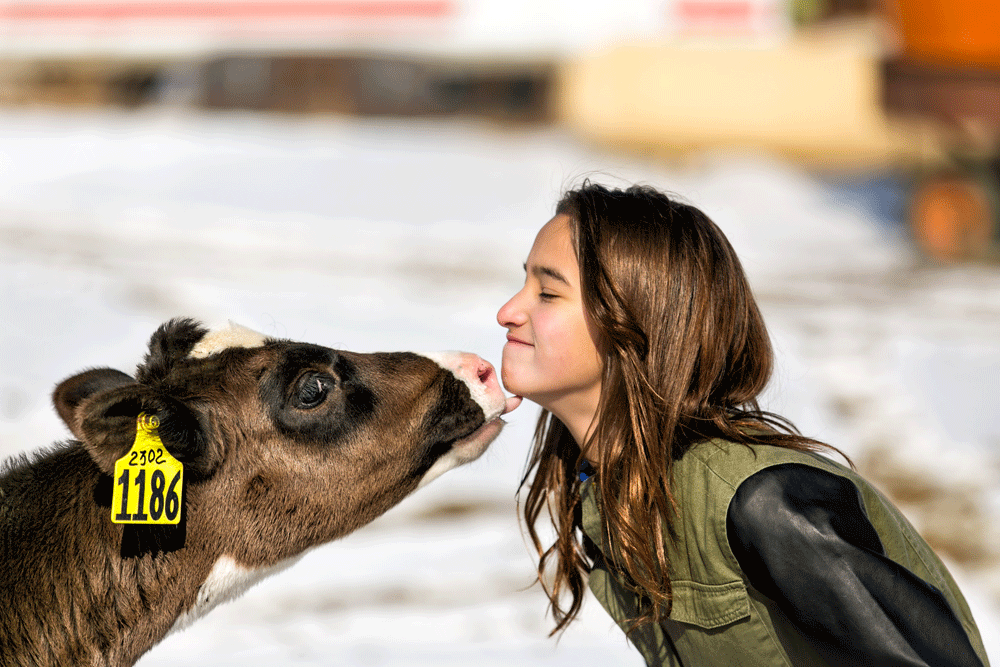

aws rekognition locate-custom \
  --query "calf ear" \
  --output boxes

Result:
[65,381,224,480]
[53,368,137,441]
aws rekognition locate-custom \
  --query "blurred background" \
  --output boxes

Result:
[1,0,998,664]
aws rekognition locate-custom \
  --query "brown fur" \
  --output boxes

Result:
[0,318,499,666]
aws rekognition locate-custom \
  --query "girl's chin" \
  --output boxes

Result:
[499,380,533,405]
[500,367,549,406]
[499,380,542,407]
[499,364,524,395]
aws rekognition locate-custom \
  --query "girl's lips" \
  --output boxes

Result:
[505,334,532,346]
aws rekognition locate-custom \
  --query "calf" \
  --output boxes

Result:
[0,318,520,667]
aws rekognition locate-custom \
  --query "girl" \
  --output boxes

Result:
[496,182,990,667]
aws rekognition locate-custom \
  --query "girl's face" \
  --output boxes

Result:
[497,215,603,434]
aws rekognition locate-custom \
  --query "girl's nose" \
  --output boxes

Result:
[497,290,526,328]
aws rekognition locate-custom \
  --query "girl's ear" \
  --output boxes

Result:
[54,370,223,479]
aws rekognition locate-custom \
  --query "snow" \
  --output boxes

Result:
[0,108,997,664]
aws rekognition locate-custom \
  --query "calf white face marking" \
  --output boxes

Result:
[416,352,511,489]
[420,351,506,421]
[168,553,305,636]
[189,322,268,359]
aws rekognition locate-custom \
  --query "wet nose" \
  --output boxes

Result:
[460,355,522,416]
[472,355,498,390]
[422,352,521,419]
[450,353,502,395]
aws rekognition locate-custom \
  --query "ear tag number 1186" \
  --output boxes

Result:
[111,413,184,525]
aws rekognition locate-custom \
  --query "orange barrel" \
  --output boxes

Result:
[910,173,995,262]
[885,0,1000,68]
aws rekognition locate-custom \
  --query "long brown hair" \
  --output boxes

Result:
[518,182,842,634]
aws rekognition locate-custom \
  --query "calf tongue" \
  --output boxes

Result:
[502,395,523,415]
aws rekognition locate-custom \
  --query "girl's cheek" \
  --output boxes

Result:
[531,312,556,348]
[534,318,571,372]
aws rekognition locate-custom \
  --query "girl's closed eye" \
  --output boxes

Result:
[539,291,558,301]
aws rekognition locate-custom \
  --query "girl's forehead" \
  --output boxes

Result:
[528,214,575,264]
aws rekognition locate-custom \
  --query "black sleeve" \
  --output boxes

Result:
[726,463,984,667]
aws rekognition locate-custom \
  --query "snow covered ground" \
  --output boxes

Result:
[0,108,997,665]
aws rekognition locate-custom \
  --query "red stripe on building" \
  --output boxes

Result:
[676,1,754,21]
[0,0,453,20]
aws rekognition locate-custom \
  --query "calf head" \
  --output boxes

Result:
[54,317,518,573]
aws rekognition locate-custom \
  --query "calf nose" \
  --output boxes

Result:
[421,352,521,420]
[465,356,522,416]
[460,353,499,392]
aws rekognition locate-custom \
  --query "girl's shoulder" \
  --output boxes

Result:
[677,438,851,493]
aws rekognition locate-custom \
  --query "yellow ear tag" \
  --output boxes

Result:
[111,413,184,525]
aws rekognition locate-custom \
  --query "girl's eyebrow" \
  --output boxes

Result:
[523,262,570,285]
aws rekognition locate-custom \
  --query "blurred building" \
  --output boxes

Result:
[0,0,662,116]
[0,0,804,118]
[1,0,997,259]
[0,0,925,161]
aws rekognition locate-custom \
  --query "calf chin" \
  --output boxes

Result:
[417,417,505,489]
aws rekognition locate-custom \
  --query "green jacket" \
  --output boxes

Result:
[580,440,990,667]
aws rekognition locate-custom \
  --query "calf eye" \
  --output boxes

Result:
[293,373,334,409]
